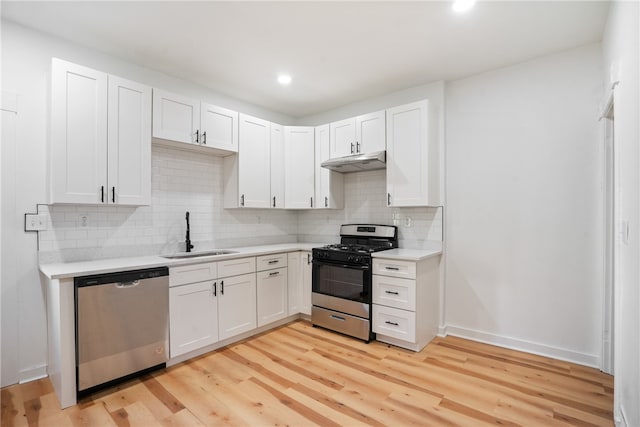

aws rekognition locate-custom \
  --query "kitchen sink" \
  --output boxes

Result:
[162,250,237,259]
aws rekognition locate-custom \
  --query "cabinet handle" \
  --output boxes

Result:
[202,131,207,145]
[112,186,115,203]
[100,186,104,203]
[273,196,276,208]
[385,290,399,295]
[330,314,345,321]
[356,141,360,153]
[241,194,245,207]
[385,320,399,326]
[310,196,313,208]
[385,266,400,271]
[387,193,391,206]
[307,253,311,264]
[268,260,279,264]
[195,129,200,144]
[221,280,224,295]
[212,281,217,297]
[269,271,280,276]
[350,143,354,154]
[325,196,328,208]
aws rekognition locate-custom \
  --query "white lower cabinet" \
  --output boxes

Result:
[169,257,257,357]
[287,251,312,316]
[372,255,440,352]
[169,262,218,358]
[218,272,257,340]
[257,267,288,327]
[169,281,218,357]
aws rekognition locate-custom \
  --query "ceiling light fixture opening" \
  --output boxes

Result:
[452,0,476,13]
[277,74,292,85]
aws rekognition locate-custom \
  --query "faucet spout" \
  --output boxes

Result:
[185,211,194,253]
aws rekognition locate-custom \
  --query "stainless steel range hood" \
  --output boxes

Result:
[320,150,386,173]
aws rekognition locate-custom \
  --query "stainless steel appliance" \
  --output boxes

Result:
[312,224,398,341]
[75,267,169,396]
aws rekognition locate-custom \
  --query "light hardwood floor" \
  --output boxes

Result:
[1,320,613,426]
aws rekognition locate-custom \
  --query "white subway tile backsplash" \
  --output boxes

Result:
[39,147,442,263]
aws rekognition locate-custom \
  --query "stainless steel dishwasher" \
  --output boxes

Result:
[75,267,169,396]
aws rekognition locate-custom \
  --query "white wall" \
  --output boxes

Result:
[444,44,604,366]
[0,20,295,386]
[602,2,640,426]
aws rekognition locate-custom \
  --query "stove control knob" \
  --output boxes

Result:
[353,257,361,263]
[347,256,353,262]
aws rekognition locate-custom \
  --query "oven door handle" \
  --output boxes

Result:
[313,260,370,270]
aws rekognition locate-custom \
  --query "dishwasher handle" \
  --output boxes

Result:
[115,280,140,288]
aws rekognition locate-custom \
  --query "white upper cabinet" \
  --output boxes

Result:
[152,89,238,155]
[329,118,356,158]
[315,124,343,209]
[356,110,386,153]
[152,89,199,144]
[107,76,151,205]
[50,58,151,205]
[284,126,315,209]
[386,100,440,207]
[329,110,385,158]
[201,103,238,152]
[270,124,285,209]
[224,114,271,208]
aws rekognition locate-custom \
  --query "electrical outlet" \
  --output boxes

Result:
[404,217,412,227]
[25,213,49,231]
[80,215,89,227]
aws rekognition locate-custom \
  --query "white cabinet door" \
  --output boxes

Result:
[152,89,199,144]
[51,59,108,204]
[107,76,151,206]
[238,114,271,208]
[270,124,285,208]
[218,273,257,340]
[201,103,238,153]
[256,268,288,327]
[315,124,343,209]
[301,251,312,315]
[287,252,301,315]
[356,110,385,153]
[386,100,440,207]
[169,281,218,358]
[329,118,356,158]
[284,126,315,209]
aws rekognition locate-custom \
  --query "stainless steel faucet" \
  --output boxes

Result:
[185,211,194,252]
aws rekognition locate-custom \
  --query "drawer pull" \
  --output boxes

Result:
[330,314,345,321]
[269,271,280,276]
[385,320,399,326]
[385,266,400,271]
[385,290,399,295]
[268,260,279,264]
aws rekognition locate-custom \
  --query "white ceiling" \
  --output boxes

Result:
[1,1,610,118]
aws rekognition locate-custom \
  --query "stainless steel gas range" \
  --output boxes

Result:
[311,224,398,342]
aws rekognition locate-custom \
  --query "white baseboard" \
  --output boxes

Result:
[19,363,48,384]
[615,404,628,427]
[441,325,600,368]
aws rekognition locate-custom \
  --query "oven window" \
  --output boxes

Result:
[313,263,368,302]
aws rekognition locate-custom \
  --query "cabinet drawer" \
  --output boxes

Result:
[373,259,416,279]
[372,304,415,342]
[218,257,256,277]
[170,262,217,287]
[256,253,288,271]
[372,275,415,311]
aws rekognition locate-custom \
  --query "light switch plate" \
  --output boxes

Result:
[25,213,49,231]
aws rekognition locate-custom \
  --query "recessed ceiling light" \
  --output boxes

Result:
[452,0,476,13]
[277,74,292,85]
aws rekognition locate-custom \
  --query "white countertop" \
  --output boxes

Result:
[40,242,443,279]
[40,243,325,280]
[371,247,442,261]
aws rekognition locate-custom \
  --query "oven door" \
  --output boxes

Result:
[312,259,371,318]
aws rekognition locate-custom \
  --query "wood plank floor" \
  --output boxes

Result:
[1,320,614,426]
